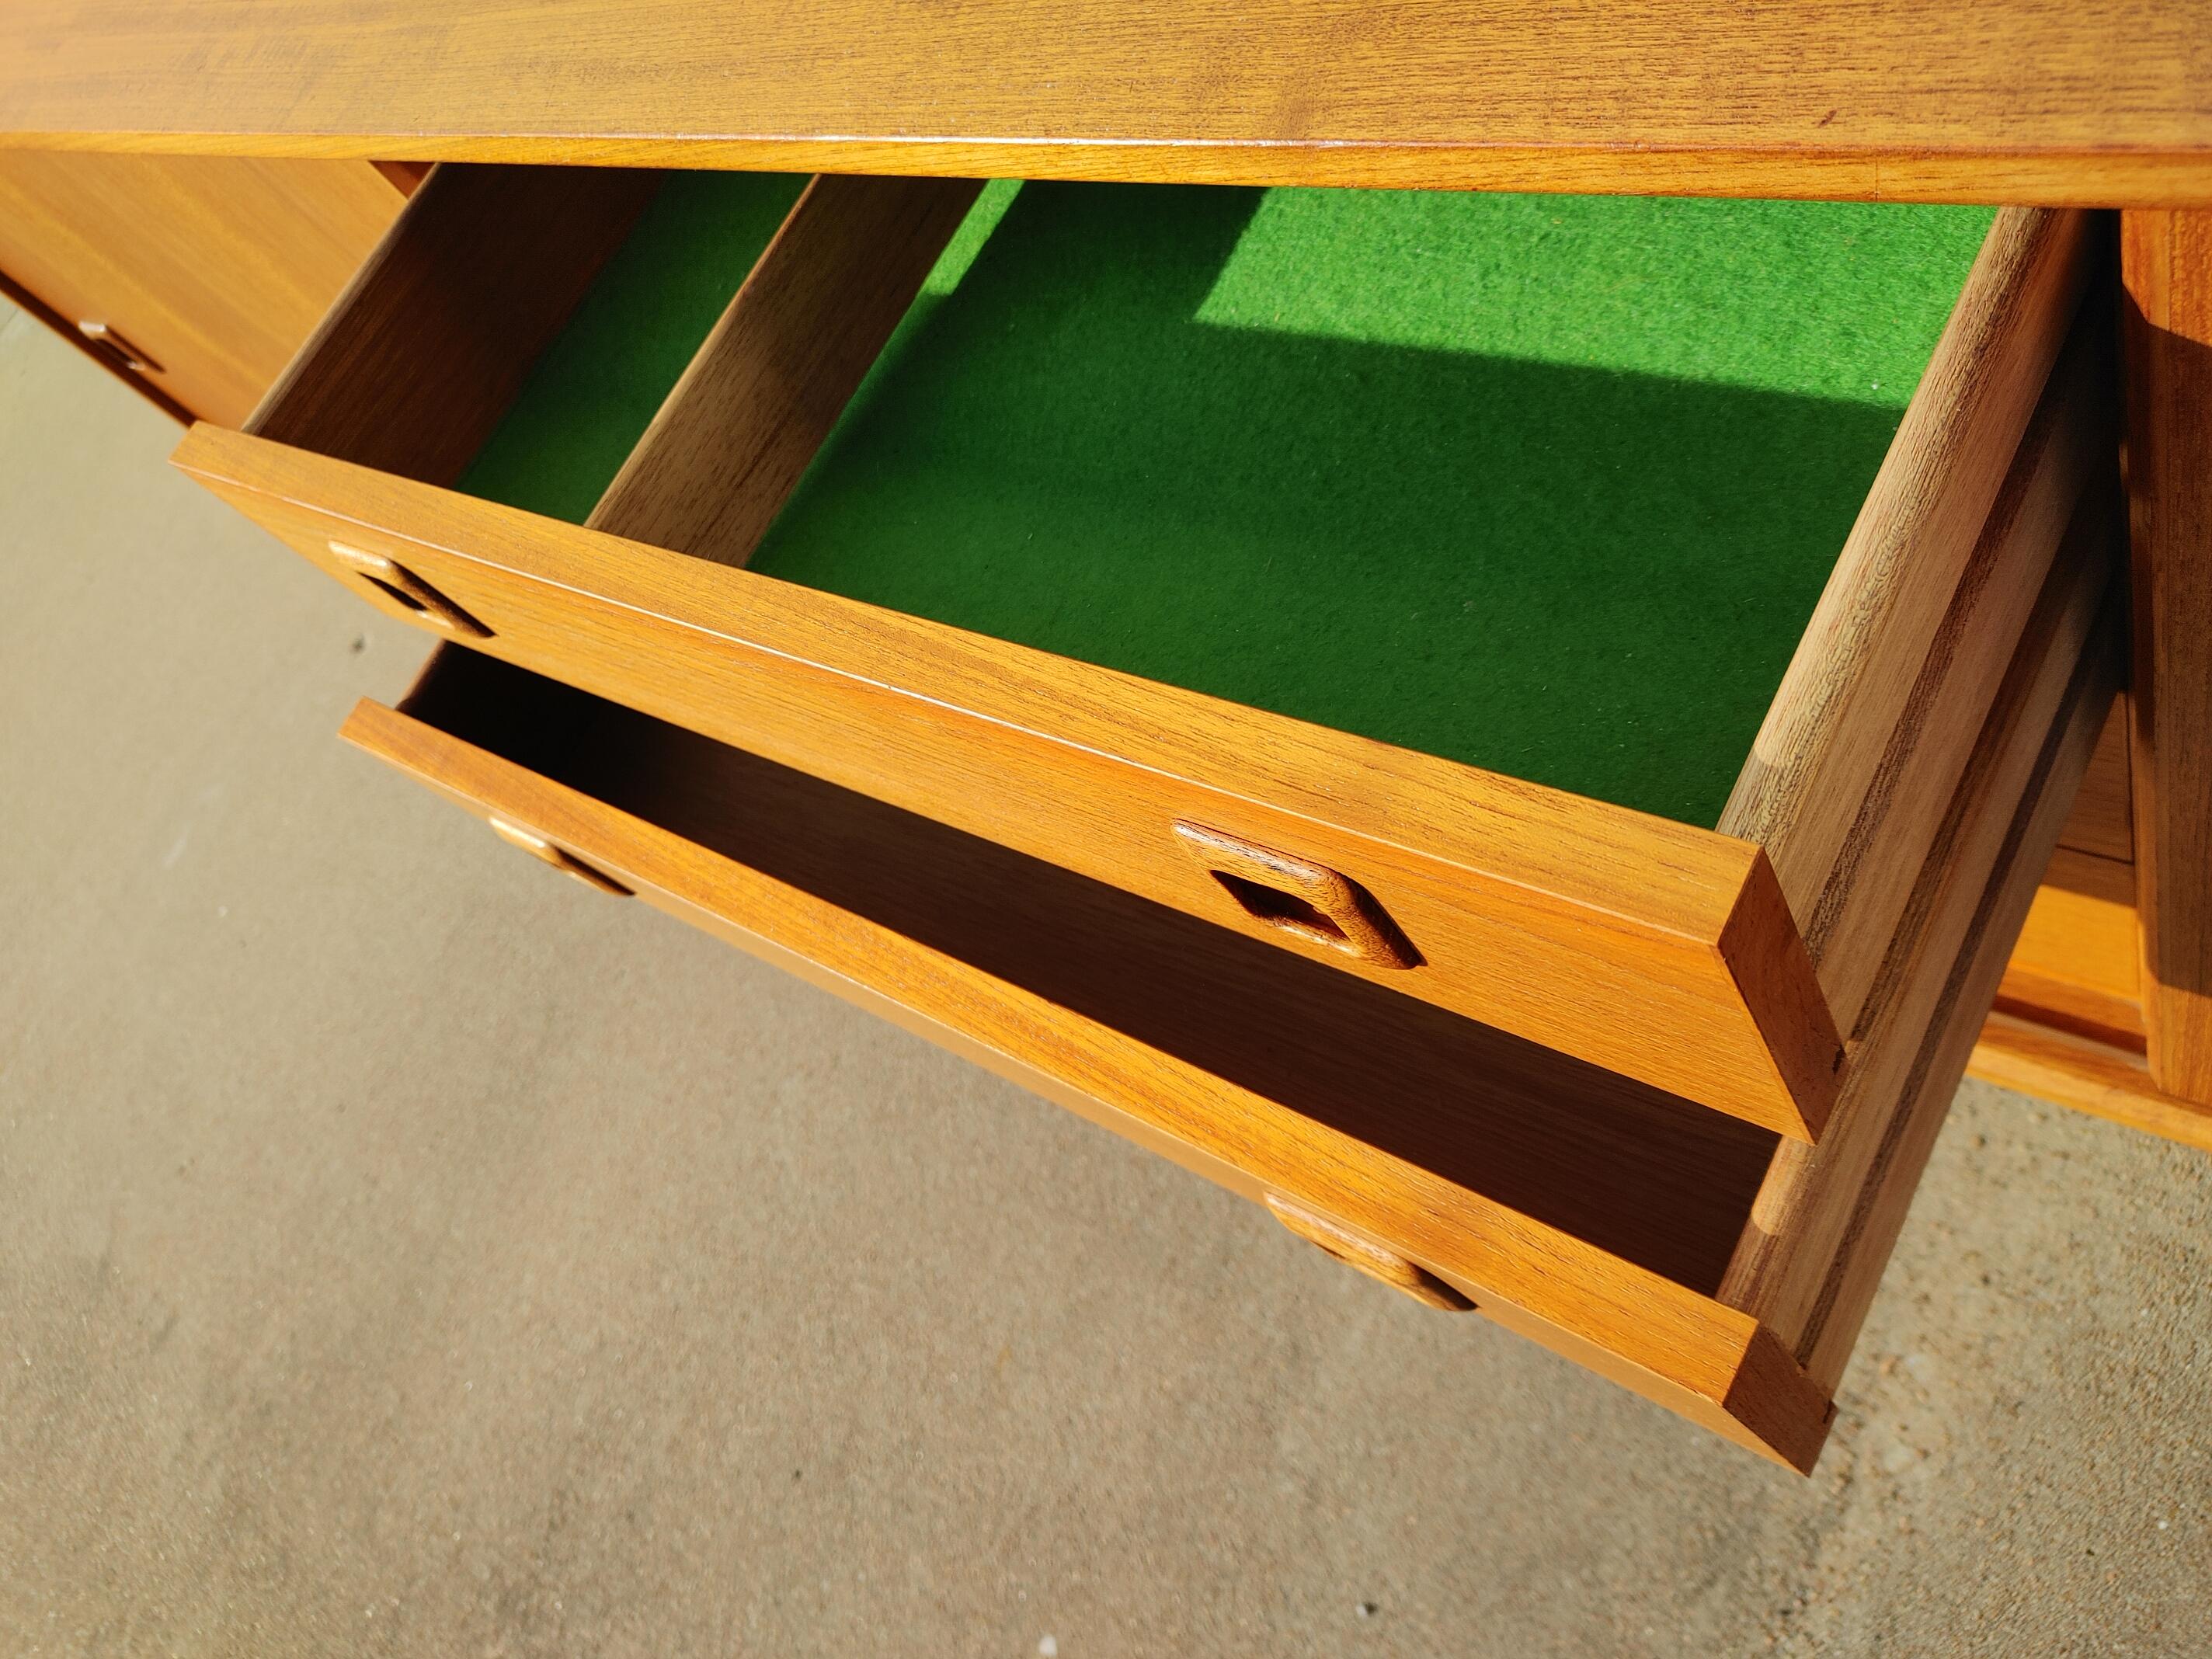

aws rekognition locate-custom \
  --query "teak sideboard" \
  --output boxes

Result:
[5,1,2209,1473]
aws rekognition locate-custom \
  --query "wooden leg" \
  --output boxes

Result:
[2121,210,2212,1104]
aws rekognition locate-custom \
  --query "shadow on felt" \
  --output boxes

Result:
[754,180,1907,828]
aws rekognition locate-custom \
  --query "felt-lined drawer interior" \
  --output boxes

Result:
[334,552,2117,1471]
[174,165,2110,1145]
[468,178,1986,830]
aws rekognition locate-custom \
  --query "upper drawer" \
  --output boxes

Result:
[172,165,2114,1142]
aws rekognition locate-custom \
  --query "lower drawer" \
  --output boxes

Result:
[342,590,2117,1469]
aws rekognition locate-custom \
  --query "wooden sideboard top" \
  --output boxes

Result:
[1,0,2208,204]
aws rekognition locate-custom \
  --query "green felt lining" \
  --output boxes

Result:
[457,178,1994,826]
[457,169,810,523]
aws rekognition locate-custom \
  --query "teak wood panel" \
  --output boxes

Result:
[171,425,1838,1141]
[247,163,663,485]
[0,256,188,421]
[1796,583,2120,1392]
[2120,209,2212,1106]
[2041,843,2137,908]
[2056,700,2135,867]
[338,656,1832,1471]
[0,150,401,424]
[1971,1014,2212,1155]
[1720,488,2124,1385]
[1996,880,2145,1048]
[1988,703,2143,1053]
[588,173,985,565]
[5,2,2212,205]
[1719,207,2102,1042]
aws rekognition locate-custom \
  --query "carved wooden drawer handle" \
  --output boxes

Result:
[1264,1194,1473,1311]
[487,816,633,896]
[329,540,492,638]
[1173,821,1419,969]
[76,319,164,375]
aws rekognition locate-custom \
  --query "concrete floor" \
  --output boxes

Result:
[2,298,2209,1658]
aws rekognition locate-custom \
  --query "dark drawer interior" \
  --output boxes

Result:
[402,642,1780,1295]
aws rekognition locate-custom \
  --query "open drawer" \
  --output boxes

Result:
[175,165,2113,1144]
[341,476,2116,1470]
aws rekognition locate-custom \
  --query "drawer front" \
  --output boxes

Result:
[339,652,1834,1471]
[178,424,1841,1139]
[0,151,402,424]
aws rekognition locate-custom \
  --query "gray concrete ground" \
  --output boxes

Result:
[2,298,2208,1658]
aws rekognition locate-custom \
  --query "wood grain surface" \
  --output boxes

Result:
[4,2,2211,204]
[0,150,399,424]
[2041,844,2137,906]
[1797,596,2116,1394]
[173,424,1844,1138]
[1989,701,2143,1053]
[2057,698,2136,864]
[343,646,1835,1469]
[0,258,190,421]
[589,174,983,565]
[1971,1011,2212,1154]
[246,163,661,485]
[1720,483,2124,1384]
[1720,207,2102,1038]
[1995,879,2145,1046]
[2120,208,2212,1104]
